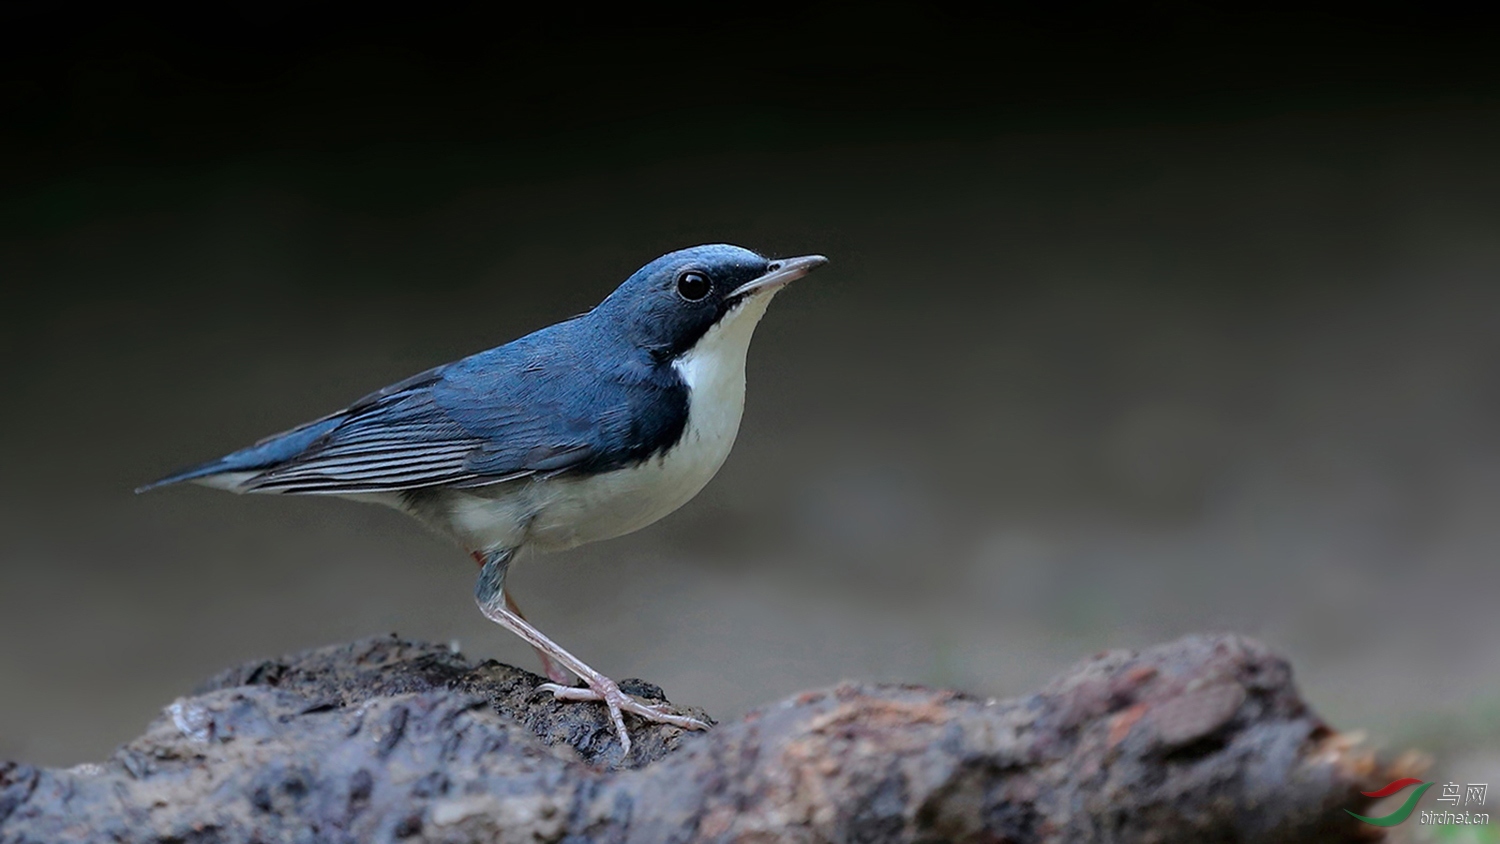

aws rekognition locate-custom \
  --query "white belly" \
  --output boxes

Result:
[429,292,776,554]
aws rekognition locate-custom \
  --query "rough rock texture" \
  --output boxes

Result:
[0,633,1397,843]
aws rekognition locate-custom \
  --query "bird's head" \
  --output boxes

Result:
[596,244,826,360]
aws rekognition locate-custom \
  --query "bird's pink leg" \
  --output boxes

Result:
[472,550,570,683]
[474,551,710,754]
[504,592,574,685]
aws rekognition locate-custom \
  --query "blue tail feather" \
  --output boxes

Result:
[136,416,345,493]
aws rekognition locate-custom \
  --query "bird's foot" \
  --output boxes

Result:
[536,676,710,754]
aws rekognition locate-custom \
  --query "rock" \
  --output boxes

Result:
[0,633,1401,843]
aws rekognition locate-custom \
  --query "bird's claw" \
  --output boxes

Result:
[536,678,710,755]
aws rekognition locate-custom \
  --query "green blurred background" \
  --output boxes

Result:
[3,6,1499,816]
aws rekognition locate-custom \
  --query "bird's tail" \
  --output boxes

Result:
[135,457,249,493]
[135,415,345,493]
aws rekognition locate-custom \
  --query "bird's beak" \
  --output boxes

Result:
[729,254,828,300]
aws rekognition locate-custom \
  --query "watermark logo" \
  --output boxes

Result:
[1348,778,1490,828]
[1347,778,1433,827]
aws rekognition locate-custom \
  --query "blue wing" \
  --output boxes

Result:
[139,320,690,495]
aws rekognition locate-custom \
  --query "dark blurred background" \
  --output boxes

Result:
[3,3,1499,804]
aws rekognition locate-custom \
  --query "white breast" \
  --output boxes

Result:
[437,293,779,554]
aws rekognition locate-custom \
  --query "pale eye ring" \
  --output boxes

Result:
[676,270,712,301]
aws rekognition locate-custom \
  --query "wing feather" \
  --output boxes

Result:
[238,390,499,493]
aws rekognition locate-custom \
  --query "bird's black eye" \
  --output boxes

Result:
[676,270,712,301]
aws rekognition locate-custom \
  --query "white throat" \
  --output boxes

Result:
[672,293,777,435]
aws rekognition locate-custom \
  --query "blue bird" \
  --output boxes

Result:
[140,244,826,753]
